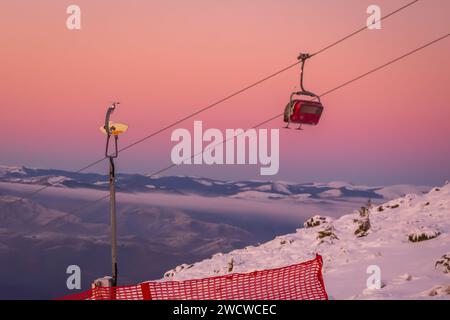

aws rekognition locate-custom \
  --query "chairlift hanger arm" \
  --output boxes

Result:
[295,53,321,102]
[104,102,119,135]
[298,53,310,92]
[104,102,120,158]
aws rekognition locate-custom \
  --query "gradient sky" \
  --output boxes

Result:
[1,0,449,186]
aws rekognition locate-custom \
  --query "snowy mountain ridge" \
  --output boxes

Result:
[162,183,450,299]
[0,165,430,201]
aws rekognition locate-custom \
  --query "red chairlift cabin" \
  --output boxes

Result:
[284,100,323,126]
[284,53,324,130]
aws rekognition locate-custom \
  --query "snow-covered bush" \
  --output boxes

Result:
[358,206,369,218]
[227,257,234,272]
[354,206,371,238]
[354,219,370,237]
[425,284,450,297]
[164,271,174,278]
[316,224,339,244]
[304,215,332,228]
[435,253,450,274]
[408,227,441,243]
[278,237,294,245]
[164,263,194,278]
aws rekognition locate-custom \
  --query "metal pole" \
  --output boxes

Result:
[109,156,118,287]
[103,102,122,289]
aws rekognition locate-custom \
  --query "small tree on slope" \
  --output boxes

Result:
[354,201,371,238]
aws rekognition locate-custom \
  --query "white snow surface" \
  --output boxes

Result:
[230,191,286,200]
[318,189,343,198]
[271,182,292,195]
[46,176,73,186]
[375,184,429,199]
[0,165,27,176]
[162,184,450,299]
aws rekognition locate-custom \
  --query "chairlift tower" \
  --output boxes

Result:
[100,102,128,287]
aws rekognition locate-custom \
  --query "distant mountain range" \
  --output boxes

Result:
[0,165,430,201]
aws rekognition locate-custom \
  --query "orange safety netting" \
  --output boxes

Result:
[58,255,327,300]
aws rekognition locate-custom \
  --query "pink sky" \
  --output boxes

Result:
[1,0,449,185]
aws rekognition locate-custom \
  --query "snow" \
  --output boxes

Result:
[94,181,108,186]
[306,182,430,197]
[375,184,430,199]
[287,193,311,201]
[47,176,72,187]
[318,189,343,198]
[271,182,291,195]
[162,183,450,299]
[254,184,272,191]
[231,191,286,200]
[310,181,361,189]
[0,165,27,176]
[195,179,214,187]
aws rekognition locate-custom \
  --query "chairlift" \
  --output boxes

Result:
[284,53,324,130]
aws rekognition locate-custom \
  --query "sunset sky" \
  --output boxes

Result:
[1,0,449,185]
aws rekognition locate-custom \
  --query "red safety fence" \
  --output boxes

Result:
[58,255,327,300]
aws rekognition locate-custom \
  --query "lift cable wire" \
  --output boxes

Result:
[16,0,420,202]
[67,33,449,215]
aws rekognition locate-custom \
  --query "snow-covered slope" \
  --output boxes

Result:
[162,183,450,299]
